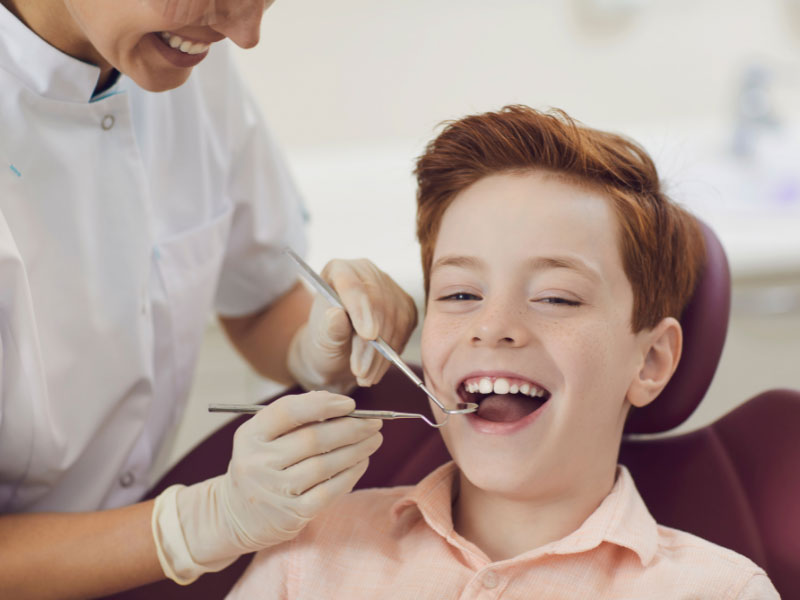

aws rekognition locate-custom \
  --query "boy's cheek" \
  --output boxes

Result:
[419,316,449,365]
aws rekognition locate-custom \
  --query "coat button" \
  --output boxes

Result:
[101,115,115,130]
[119,471,135,487]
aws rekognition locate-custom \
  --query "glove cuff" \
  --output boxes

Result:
[152,484,202,585]
[152,481,240,585]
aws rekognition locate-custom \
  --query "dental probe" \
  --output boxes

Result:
[208,403,446,428]
[283,248,477,416]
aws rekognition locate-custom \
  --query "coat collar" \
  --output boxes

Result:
[0,2,109,103]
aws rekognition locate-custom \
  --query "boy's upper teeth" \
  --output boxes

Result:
[160,31,210,55]
[463,376,546,398]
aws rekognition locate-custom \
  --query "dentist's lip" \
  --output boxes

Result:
[160,30,226,45]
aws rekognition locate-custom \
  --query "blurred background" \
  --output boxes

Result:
[154,0,800,480]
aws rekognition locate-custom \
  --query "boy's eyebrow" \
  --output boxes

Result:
[430,255,485,273]
[431,254,601,282]
[527,256,602,282]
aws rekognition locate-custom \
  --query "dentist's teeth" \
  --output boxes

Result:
[478,378,493,394]
[519,383,530,395]
[160,32,210,55]
[509,383,519,394]
[493,378,510,394]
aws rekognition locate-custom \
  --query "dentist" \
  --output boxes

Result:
[0,0,416,597]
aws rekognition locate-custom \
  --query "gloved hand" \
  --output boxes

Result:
[287,258,418,392]
[152,391,382,584]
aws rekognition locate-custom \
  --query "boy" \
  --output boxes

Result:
[225,106,779,598]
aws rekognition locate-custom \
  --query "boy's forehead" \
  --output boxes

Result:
[434,172,622,264]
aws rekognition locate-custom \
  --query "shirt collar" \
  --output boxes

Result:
[0,2,104,103]
[546,465,659,566]
[390,462,659,568]
[390,461,460,541]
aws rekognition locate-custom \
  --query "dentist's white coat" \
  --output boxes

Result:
[0,4,306,513]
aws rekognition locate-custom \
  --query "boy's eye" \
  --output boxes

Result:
[437,292,482,302]
[537,297,582,307]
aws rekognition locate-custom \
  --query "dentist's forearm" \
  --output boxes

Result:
[0,500,163,600]
[219,281,312,385]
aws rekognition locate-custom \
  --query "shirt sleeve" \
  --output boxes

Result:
[209,46,309,318]
[734,573,781,600]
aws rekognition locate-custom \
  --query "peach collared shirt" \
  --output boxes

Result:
[226,463,779,599]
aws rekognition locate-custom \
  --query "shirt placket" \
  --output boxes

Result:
[458,566,510,600]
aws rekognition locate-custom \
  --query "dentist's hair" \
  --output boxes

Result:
[414,105,706,332]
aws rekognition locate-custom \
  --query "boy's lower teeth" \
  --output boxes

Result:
[476,394,542,422]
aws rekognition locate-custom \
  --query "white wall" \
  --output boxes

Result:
[233,0,800,150]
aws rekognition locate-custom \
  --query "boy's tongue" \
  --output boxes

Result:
[476,394,541,422]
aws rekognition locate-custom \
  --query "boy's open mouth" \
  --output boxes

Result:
[457,376,551,423]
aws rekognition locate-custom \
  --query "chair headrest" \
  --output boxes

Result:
[624,220,731,435]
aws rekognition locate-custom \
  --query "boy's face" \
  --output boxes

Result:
[59,0,272,91]
[421,171,653,500]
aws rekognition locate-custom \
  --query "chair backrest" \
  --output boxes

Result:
[619,389,800,599]
[624,220,731,434]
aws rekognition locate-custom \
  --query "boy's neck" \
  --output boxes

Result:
[452,465,618,562]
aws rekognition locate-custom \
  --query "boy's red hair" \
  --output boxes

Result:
[415,105,705,332]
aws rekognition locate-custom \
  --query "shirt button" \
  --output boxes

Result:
[119,471,135,488]
[101,114,115,130]
[481,570,499,589]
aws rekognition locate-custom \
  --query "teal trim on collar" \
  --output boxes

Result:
[90,88,125,103]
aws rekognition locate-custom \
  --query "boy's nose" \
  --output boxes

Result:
[468,302,530,348]
[211,0,271,49]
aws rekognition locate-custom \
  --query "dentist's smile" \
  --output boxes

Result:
[159,31,211,55]
[149,30,212,68]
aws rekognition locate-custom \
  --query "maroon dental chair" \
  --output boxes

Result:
[107,222,799,599]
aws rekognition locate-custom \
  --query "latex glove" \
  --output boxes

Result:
[287,258,418,392]
[152,391,382,584]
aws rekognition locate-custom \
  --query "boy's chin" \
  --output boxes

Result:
[454,455,546,500]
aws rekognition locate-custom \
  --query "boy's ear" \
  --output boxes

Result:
[627,317,682,409]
